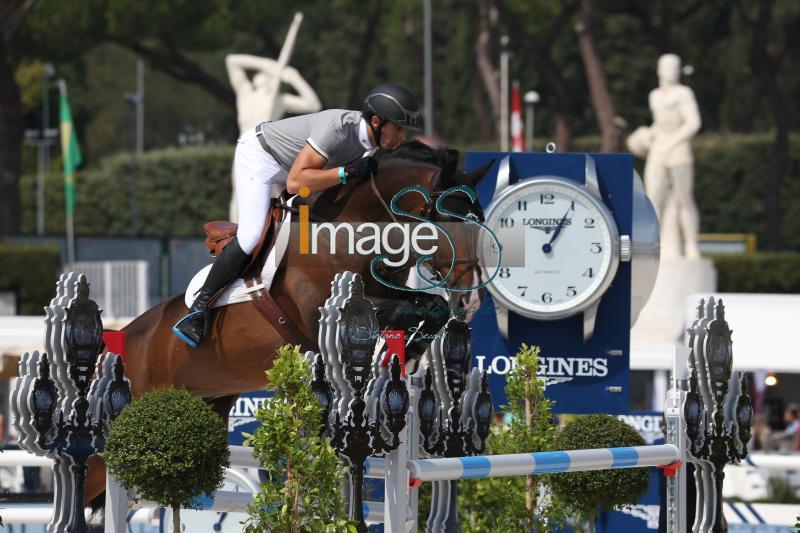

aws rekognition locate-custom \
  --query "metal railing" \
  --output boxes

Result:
[64,261,148,319]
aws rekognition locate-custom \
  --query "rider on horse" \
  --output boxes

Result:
[173,84,423,348]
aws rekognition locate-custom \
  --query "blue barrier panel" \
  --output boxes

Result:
[227,390,272,446]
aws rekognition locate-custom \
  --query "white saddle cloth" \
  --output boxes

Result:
[184,198,294,309]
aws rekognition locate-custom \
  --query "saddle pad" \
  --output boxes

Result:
[184,202,293,309]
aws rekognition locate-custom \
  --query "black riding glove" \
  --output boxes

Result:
[344,156,377,180]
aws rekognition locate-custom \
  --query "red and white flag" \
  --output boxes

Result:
[511,81,524,152]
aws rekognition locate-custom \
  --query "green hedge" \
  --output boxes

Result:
[19,134,800,248]
[712,253,800,294]
[694,134,800,251]
[560,134,800,251]
[19,144,234,238]
[0,244,61,314]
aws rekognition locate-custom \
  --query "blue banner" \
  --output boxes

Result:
[227,390,272,446]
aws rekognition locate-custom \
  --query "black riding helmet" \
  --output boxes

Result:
[362,83,423,145]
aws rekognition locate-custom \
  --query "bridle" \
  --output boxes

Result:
[368,172,484,295]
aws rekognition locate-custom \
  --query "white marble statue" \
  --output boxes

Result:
[226,13,321,221]
[628,53,702,260]
[629,54,716,346]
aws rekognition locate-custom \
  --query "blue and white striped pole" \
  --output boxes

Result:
[406,444,679,482]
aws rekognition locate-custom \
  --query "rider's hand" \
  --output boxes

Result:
[344,156,377,180]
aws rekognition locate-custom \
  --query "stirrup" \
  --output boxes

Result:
[172,310,206,348]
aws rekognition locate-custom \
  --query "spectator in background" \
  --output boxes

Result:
[751,413,771,450]
[785,404,800,451]
[785,404,800,435]
[767,404,800,451]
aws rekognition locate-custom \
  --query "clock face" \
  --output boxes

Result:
[480,177,620,320]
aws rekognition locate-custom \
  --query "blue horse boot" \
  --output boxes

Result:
[173,237,251,348]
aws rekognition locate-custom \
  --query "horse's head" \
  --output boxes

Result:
[426,161,493,320]
[311,139,492,317]
[371,141,493,319]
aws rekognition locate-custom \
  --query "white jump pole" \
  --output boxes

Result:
[406,444,680,483]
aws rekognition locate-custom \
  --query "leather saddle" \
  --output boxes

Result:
[203,204,283,265]
[201,198,317,352]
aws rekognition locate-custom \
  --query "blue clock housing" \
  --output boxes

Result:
[465,151,633,414]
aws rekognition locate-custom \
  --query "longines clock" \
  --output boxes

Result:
[466,151,659,414]
[480,155,631,342]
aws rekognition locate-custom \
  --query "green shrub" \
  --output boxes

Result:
[573,134,800,251]
[103,388,230,532]
[19,134,800,249]
[0,244,61,314]
[19,144,233,238]
[243,345,352,533]
[712,253,800,293]
[550,414,649,533]
[459,344,565,532]
[693,134,800,250]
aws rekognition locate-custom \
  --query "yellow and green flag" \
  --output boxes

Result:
[59,83,82,217]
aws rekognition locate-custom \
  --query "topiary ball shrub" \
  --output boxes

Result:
[550,414,649,532]
[104,388,230,531]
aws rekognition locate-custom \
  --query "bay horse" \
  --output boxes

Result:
[84,141,491,504]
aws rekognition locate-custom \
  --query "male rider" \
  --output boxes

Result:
[173,84,423,348]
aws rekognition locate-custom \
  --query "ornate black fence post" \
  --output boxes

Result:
[417,318,492,532]
[11,273,132,533]
[316,273,410,533]
[684,297,752,533]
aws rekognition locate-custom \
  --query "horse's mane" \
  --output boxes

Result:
[375,141,485,222]
[374,140,460,181]
[311,140,461,220]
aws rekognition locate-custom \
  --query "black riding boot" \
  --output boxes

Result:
[173,237,251,347]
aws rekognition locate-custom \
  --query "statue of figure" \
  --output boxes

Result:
[225,55,322,134]
[225,13,321,221]
[628,53,702,259]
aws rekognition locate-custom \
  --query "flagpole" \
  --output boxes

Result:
[58,79,76,265]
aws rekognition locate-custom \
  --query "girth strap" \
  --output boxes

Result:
[245,276,317,353]
[243,193,318,352]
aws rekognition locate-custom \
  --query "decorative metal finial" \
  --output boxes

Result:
[11,273,132,533]
[683,296,749,533]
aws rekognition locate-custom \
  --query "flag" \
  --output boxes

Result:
[59,81,82,217]
[511,81,524,152]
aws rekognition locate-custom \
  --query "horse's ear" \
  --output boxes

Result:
[457,159,495,187]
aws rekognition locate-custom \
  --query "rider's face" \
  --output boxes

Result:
[379,121,407,150]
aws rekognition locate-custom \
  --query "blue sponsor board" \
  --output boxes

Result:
[227,390,272,446]
[465,151,633,414]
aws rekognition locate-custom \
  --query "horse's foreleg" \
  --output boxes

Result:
[370,292,450,372]
[84,454,107,505]
[206,395,238,429]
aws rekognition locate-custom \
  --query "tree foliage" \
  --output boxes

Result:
[0,243,60,314]
[459,344,565,531]
[243,344,353,533]
[3,0,799,244]
[103,388,230,531]
[550,414,649,532]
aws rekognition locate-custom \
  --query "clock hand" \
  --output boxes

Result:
[542,206,572,254]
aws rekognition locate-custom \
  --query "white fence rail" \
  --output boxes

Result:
[65,261,148,319]
[4,445,798,530]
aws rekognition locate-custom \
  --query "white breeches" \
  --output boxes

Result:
[233,128,288,254]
